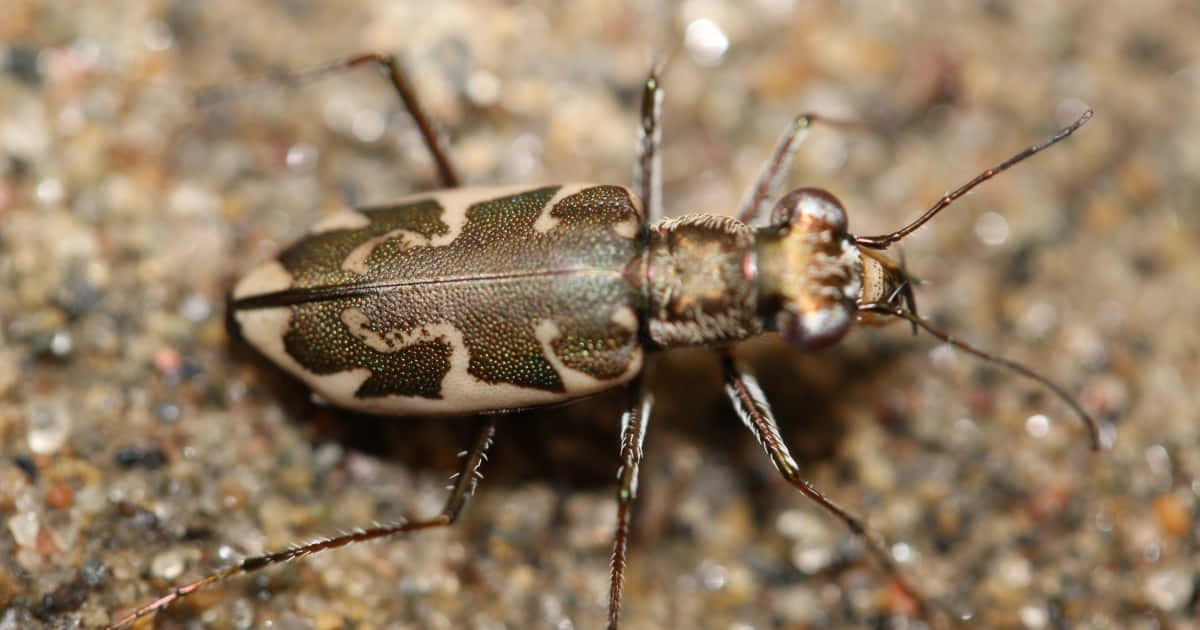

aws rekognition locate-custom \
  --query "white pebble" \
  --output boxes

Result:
[27,398,72,454]
[7,512,39,548]
[1145,568,1192,611]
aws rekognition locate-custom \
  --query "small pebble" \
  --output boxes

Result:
[0,349,20,394]
[150,550,186,581]
[179,292,213,322]
[997,553,1033,588]
[80,559,108,588]
[1144,568,1193,611]
[7,512,39,548]
[36,526,59,555]
[27,399,72,455]
[1019,603,1048,628]
[44,481,73,510]
[314,611,344,630]
[792,543,836,573]
[1153,493,1191,537]
[49,330,73,357]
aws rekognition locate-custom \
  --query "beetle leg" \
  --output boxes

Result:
[352,53,462,189]
[634,66,664,224]
[718,354,941,620]
[608,378,654,630]
[735,115,815,225]
[104,418,496,630]
[736,113,866,226]
[201,52,461,188]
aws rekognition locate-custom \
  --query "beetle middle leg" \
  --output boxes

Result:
[606,378,654,630]
[634,65,665,224]
[104,417,497,630]
[736,113,864,225]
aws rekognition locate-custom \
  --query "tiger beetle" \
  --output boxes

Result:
[107,53,1097,629]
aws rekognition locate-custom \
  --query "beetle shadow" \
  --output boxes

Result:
[224,287,920,493]
[646,337,920,507]
[232,333,919,501]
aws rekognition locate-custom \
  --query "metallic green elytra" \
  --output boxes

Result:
[231,178,872,420]
[232,183,648,415]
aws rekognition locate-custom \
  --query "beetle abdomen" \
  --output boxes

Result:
[232,184,645,415]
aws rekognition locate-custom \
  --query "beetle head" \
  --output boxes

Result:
[756,188,860,350]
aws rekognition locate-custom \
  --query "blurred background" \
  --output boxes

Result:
[1,1,1197,628]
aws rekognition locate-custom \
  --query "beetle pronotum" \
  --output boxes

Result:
[107,53,1096,629]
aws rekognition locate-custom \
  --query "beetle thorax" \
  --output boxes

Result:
[643,214,761,348]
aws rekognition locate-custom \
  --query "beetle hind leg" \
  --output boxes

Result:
[201,52,461,188]
[719,355,956,623]
[104,418,497,630]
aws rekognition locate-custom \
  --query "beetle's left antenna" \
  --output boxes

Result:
[855,108,1091,250]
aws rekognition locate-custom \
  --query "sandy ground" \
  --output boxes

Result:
[2,1,1198,629]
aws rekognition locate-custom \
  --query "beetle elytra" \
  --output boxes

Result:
[107,53,1096,629]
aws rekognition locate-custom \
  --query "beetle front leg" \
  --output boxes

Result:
[634,66,664,224]
[105,417,496,630]
[735,114,816,225]
[719,354,941,621]
[607,378,653,630]
[737,113,866,226]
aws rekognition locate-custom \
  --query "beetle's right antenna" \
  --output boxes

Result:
[859,302,1103,450]
[855,108,1092,249]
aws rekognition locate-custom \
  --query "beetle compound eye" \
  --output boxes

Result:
[770,187,849,234]
[776,301,854,350]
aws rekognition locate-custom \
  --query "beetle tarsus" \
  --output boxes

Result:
[105,417,497,629]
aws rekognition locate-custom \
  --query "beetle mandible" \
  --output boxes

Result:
[107,53,1097,629]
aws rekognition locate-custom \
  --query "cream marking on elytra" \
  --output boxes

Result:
[531,183,642,238]
[609,303,639,332]
[406,323,636,414]
[336,184,641,274]
[533,307,644,392]
[232,259,295,300]
[230,263,301,389]
[341,308,429,354]
[339,221,429,274]
[610,194,643,240]
[532,183,601,233]
[249,307,642,416]
[294,315,637,415]
[337,186,513,274]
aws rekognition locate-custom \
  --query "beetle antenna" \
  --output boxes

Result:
[858,301,1102,450]
[890,248,920,336]
[855,108,1092,249]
